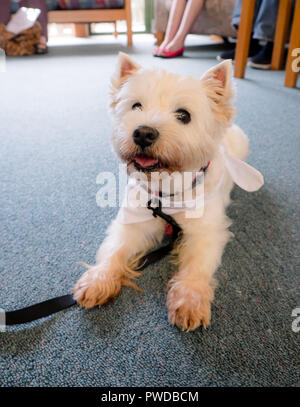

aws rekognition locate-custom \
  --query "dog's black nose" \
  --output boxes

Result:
[133,126,159,149]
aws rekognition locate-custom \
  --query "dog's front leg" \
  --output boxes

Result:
[73,218,164,308]
[167,215,231,331]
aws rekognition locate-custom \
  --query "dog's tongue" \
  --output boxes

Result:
[134,154,158,167]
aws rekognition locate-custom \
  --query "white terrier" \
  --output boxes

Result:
[73,53,263,331]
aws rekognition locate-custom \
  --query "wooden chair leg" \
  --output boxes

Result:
[125,0,133,46]
[234,0,256,79]
[271,0,292,70]
[73,24,89,38]
[285,0,300,87]
[153,31,165,46]
[114,21,118,38]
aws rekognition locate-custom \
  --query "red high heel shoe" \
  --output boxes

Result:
[159,47,184,58]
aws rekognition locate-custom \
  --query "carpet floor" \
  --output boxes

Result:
[0,34,299,387]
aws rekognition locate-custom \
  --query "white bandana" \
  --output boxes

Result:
[6,7,41,35]
[116,146,264,224]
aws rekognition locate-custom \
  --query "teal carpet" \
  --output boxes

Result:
[0,35,299,387]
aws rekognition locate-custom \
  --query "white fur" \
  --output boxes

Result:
[73,54,251,331]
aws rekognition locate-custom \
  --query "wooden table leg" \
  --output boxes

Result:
[114,21,118,38]
[73,23,89,38]
[271,0,292,70]
[125,0,133,46]
[234,0,256,78]
[285,0,300,87]
[153,31,165,46]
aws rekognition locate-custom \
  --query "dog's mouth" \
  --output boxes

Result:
[131,153,165,172]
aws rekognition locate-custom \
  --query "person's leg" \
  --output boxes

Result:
[232,0,262,30]
[19,0,48,44]
[0,0,12,25]
[155,0,187,55]
[164,0,204,53]
[217,0,263,61]
[231,0,243,29]
[248,0,279,69]
[252,0,279,41]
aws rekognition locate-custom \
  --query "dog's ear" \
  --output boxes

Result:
[111,52,141,90]
[200,60,236,124]
[201,60,232,95]
[110,53,141,112]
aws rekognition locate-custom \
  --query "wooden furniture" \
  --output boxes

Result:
[282,0,300,87]
[48,0,132,46]
[73,21,118,39]
[271,0,300,87]
[234,0,299,88]
[234,0,255,79]
[271,0,293,70]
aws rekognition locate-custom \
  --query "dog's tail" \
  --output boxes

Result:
[223,124,249,161]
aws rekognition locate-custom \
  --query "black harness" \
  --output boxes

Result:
[4,200,182,327]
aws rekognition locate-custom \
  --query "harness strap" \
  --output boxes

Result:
[3,203,182,326]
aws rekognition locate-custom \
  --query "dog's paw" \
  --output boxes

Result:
[167,282,213,331]
[73,266,121,308]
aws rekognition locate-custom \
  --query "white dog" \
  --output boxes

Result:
[73,53,263,331]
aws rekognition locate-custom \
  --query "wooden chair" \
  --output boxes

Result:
[282,0,300,87]
[234,0,300,88]
[48,0,132,46]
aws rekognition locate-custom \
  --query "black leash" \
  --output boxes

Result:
[4,200,182,326]
[5,295,76,326]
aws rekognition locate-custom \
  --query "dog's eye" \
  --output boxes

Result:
[175,109,191,124]
[132,102,142,111]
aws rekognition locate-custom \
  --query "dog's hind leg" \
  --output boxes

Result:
[73,218,164,308]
